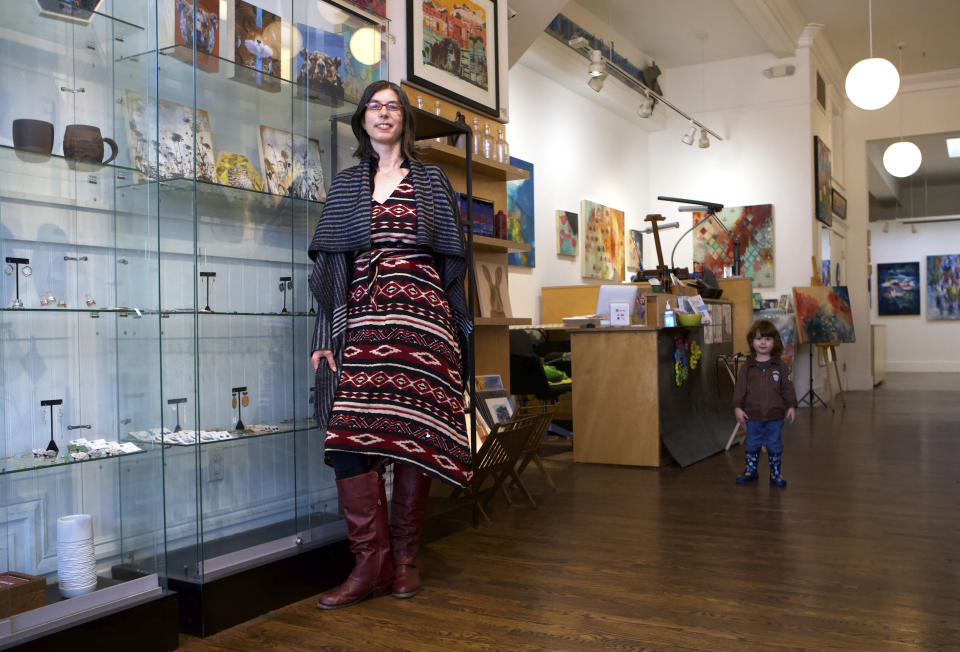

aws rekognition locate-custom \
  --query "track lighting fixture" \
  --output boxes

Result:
[698,129,710,148]
[681,122,697,146]
[588,73,606,92]
[588,49,604,77]
[637,92,654,118]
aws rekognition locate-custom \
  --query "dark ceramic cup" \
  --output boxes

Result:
[63,124,118,165]
[12,119,55,155]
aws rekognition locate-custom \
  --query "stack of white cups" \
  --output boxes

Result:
[57,514,97,598]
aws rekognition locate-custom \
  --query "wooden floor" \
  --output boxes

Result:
[180,375,960,651]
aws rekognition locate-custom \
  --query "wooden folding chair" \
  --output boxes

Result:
[508,404,558,506]
[451,414,538,526]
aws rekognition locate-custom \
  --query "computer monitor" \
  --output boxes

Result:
[595,284,638,321]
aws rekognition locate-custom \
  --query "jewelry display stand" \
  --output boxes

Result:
[231,386,247,431]
[168,397,187,432]
[200,271,216,312]
[40,398,63,455]
[279,276,291,313]
[6,256,31,308]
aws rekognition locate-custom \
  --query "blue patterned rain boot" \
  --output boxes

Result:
[768,453,787,487]
[736,450,760,483]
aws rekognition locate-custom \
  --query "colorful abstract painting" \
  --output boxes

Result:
[792,286,856,344]
[754,309,797,374]
[814,136,832,226]
[877,262,920,316]
[627,229,643,270]
[693,204,774,287]
[927,254,960,320]
[580,200,624,281]
[556,210,577,257]
[506,156,534,267]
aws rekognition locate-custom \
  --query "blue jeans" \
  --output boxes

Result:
[744,419,784,455]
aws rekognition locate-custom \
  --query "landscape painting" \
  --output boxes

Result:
[877,262,921,316]
[792,286,856,344]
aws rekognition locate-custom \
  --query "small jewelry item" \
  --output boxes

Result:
[40,291,56,307]
[4,263,13,275]
[85,294,96,307]
[241,391,249,407]
[21,265,31,277]
[232,395,237,409]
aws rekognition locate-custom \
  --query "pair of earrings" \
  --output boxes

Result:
[231,391,249,408]
[5,263,32,277]
[41,405,63,422]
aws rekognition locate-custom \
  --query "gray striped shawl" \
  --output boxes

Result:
[308,158,472,427]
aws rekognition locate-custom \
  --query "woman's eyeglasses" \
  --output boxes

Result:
[365,100,402,112]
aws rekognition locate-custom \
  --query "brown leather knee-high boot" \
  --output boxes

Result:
[390,463,432,598]
[317,471,394,609]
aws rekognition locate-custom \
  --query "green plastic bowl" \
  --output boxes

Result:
[677,313,702,327]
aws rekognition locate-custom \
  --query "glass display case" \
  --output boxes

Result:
[2,0,389,641]
[0,1,166,646]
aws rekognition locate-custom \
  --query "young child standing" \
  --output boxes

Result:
[732,320,797,486]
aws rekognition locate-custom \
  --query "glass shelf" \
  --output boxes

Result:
[128,422,319,448]
[119,176,322,227]
[3,2,144,42]
[162,310,316,318]
[0,144,140,212]
[0,448,147,476]
[0,308,316,318]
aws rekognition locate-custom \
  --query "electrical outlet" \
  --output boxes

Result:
[208,451,224,483]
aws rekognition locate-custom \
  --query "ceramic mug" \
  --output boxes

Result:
[63,124,118,165]
[12,119,55,155]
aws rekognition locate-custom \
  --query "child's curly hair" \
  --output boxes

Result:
[747,320,784,357]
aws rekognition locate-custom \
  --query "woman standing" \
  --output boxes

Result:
[308,81,472,609]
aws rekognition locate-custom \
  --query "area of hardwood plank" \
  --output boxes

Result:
[179,377,960,651]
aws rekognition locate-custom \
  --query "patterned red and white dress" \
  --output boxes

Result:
[323,179,472,487]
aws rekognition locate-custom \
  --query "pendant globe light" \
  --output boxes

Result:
[882,44,921,177]
[845,0,899,110]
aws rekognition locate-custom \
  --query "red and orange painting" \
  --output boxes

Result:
[792,286,856,344]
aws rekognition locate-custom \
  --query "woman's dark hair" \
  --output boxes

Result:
[747,319,784,358]
[351,81,419,162]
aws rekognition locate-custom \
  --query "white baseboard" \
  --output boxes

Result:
[887,361,960,373]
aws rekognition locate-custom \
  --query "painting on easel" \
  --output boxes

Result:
[792,286,855,344]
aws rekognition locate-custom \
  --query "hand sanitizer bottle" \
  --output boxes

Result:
[663,300,677,328]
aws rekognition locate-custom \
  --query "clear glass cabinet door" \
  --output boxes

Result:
[0,0,164,642]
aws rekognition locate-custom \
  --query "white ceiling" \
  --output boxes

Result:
[575,0,960,75]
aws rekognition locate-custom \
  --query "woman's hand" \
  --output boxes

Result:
[734,407,749,425]
[312,350,336,372]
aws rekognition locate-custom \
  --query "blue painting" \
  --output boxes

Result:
[507,156,534,267]
[877,262,920,316]
[927,254,960,320]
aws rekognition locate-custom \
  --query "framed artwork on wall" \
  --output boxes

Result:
[877,262,920,316]
[926,254,960,320]
[814,135,832,226]
[406,0,500,118]
[627,229,643,270]
[556,210,578,257]
[580,200,624,281]
[693,204,774,287]
[831,188,847,219]
[506,156,534,267]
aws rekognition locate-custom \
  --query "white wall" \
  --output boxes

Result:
[506,61,651,322]
[842,72,960,382]
[869,221,960,371]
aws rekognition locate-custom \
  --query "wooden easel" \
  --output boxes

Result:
[816,343,846,410]
[645,213,670,291]
[806,257,844,410]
